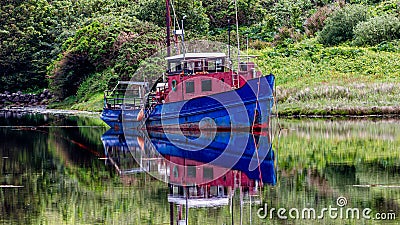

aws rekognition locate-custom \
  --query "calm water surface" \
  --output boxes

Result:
[0,111,399,224]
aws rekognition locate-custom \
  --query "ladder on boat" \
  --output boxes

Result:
[138,102,156,129]
[232,72,240,88]
[127,130,159,170]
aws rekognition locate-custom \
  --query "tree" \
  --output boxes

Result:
[318,4,368,46]
[353,14,400,46]
[48,16,164,99]
[0,0,56,92]
[136,0,209,34]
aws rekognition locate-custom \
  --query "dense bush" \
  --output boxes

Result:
[203,0,268,28]
[272,27,303,46]
[48,16,164,100]
[270,0,314,31]
[372,0,400,16]
[318,4,368,45]
[205,0,318,43]
[76,69,118,102]
[305,6,335,37]
[0,0,56,92]
[0,0,139,93]
[354,14,400,46]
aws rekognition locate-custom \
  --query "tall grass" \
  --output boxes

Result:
[254,40,400,115]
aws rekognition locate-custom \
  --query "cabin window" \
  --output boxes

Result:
[171,80,177,91]
[187,62,194,71]
[216,59,223,71]
[170,62,176,72]
[203,167,214,179]
[175,63,182,71]
[194,61,203,71]
[207,61,216,71]
[173,166,179,178]
[185,81,195,93]
[182,62,187,70]
[187,166,196,178]
[240,62,248,71]
[201,79,212,92]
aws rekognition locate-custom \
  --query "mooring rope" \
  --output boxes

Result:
[251,75,264,187]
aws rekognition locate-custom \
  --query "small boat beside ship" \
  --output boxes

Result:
[101,81,149,130]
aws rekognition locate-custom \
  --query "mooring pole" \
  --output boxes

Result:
[169,183,174,225]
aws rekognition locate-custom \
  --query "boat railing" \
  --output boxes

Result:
[104,89,144,110]
[143,93,158,117]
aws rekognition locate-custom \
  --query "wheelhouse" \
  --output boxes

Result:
[147,52,263,105]
[166,52,226,75]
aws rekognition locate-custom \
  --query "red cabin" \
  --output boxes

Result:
[153,53,261,103]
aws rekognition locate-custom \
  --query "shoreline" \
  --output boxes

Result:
[0,106,99,117]
[2,105,399,119]
[277,106,400,118]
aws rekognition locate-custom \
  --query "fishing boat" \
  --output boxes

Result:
[101,56,274,131]
[100,2,275,131]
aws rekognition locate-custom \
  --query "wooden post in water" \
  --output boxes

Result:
[169,184,174,225]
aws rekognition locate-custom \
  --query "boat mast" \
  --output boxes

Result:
[166,0,171,57]
[234,0,240,71]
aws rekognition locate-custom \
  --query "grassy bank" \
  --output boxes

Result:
[275,83,400,116]
[255,40,400,116]
[48,93,104,112]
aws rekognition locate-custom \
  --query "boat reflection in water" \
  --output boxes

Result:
[101,128,276,224]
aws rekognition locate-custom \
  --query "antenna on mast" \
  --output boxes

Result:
[234,0,240,73]
[170,0,180,55]
[246,33,249,62]
[228,19,231,67]
[181,15,187,60]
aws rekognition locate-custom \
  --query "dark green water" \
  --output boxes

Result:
[0,111,399,224]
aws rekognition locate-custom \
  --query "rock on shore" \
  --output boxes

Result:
[0,89,54,106]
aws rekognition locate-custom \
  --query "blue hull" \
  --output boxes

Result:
[101,108,142,129]
[101,75,274,130]
[146,75,274,130]
[100,108,122,128]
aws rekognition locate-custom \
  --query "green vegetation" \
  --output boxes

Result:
[354,14,400,45]
[1,0,400,114]
[318,4,369,46]
[254,39,400,115]
[48,16,163,100]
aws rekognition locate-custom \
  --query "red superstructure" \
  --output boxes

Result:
[152,53,261,103]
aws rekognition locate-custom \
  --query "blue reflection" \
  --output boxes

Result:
[101,128,276,186]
